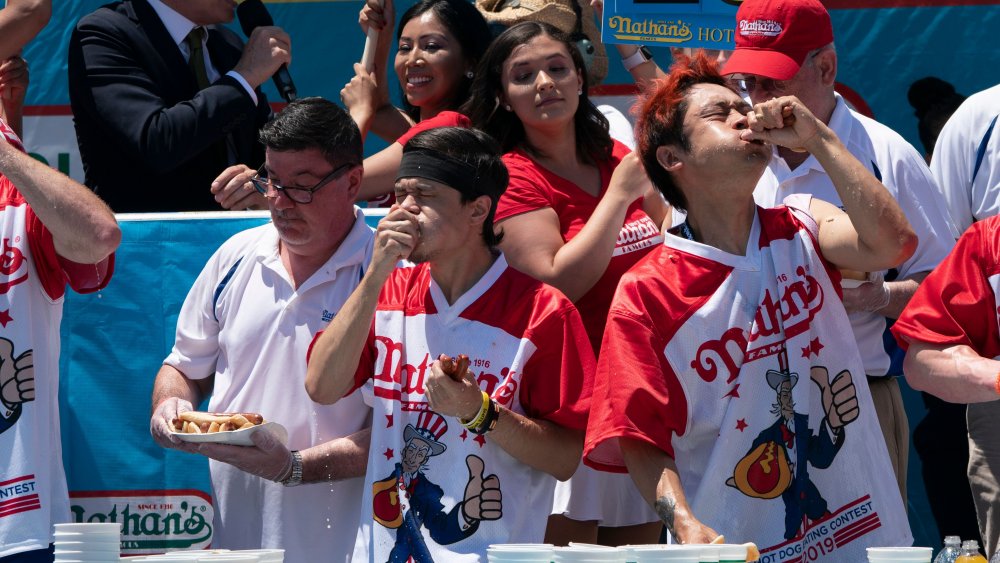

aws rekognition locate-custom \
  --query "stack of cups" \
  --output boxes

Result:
[487,543,556,563]
[867,547,933,563]
[553,544,623,563]
[52,523,121,562]
[621,544,703,563]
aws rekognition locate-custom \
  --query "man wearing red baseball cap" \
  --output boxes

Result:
[722,0,957,508]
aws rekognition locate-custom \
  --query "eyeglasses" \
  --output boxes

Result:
[729,75,790,95]
[729,49,823,96]
[250,162,355,204]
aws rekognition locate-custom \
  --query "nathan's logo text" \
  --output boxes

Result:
[692,266,824,383]
[607,16,693,43]
[373,336,519,406]
[70,492,213,554]
[738,19,783,37]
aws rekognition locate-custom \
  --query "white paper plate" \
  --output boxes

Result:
[171,421,288,447]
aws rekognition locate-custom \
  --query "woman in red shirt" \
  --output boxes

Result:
[466,21,668,547]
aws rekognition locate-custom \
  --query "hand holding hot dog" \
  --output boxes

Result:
[426,353,482,420]
[150,397,200,452]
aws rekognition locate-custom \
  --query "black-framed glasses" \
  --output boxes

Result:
[250,162,355,204]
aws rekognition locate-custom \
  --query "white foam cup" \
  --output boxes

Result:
[553,545,624,562]
[717,544,747,563]
[53,541,120,552]
[54,523,122,535]
[225,550,282,563]
[695,545,720,563]
[626,544,703,563]
[866,547,933,563]
[488,543,556,562]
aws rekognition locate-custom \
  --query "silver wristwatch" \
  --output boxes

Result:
[281,450,303,487]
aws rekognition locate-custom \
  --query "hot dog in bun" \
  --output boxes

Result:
[172,411,265,434]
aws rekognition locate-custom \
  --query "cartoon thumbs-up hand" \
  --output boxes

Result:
[810,366,859,431]
[462,454,502,522]
[0,337,33,408]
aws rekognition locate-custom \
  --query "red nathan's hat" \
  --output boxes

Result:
[720,0,833,81]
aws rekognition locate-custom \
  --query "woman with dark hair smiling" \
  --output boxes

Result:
[465,21,667,547]
[342,0,491,204]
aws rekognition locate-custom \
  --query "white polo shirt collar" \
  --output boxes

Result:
[256,206,374,295]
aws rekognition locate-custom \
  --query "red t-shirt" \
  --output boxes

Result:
[494,141,663,352]
[366,111,472,208]
[892,216,1000,359]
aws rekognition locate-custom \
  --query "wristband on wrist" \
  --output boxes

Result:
[461,391,491,430]
[469,398,499,435]
[993,370,1000,396]
[621,45,653,71]
[280,450,303,487]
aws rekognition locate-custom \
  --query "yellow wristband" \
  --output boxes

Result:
[462,391,490,429]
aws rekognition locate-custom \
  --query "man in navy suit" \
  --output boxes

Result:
[68,0,289,212]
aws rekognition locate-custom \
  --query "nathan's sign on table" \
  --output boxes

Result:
[602,0,742,48]
[69,490,214,555]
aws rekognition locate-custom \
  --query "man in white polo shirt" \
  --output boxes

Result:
[150,98,372,563]
[721,0,956,504]
[930,82,1000,237]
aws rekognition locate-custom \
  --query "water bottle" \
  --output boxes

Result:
[956,540,988,563]
[935,536,961,563]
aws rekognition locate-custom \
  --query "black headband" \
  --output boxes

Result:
[396,149,482,197]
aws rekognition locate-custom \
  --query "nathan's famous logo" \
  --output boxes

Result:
[0,238,28,294]
[693,266,824,384]
[70,492,213,554]
[607,16,693,44]
[738,18,783,37]
[373,336,520,406]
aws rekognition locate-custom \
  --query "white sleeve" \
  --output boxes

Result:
[162,231,258,379]
[598,104,636,151]
[930,104,977,237]
[162,252,226,379]
[888,146,957,278]
[967,116,1000,228]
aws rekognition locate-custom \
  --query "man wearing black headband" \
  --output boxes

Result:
[307,127,595,561]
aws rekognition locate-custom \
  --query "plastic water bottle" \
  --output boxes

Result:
[956,540,988,563]
[935,537,962,563]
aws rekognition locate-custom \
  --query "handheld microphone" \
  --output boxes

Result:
[237,0,297,102]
